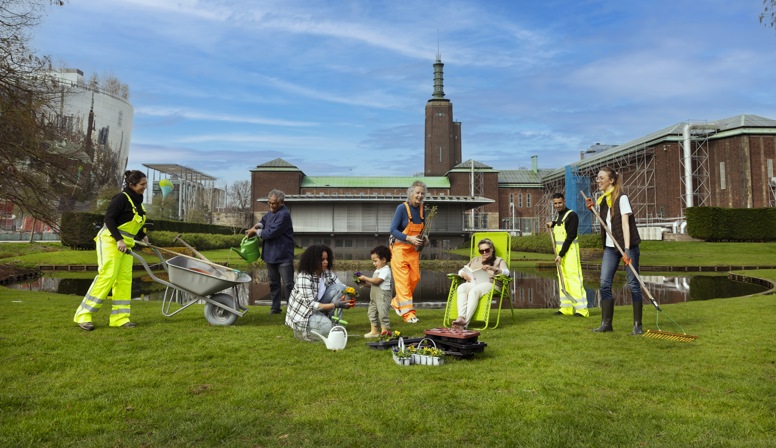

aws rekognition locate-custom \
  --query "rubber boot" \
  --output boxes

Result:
[592,299,614,332]
[364,325,380,338]
[631,302,643,335]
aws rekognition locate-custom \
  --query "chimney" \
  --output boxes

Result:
[531,155,538,174]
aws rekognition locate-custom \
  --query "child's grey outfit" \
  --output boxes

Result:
[368,265,393,329]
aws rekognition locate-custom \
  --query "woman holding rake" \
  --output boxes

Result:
[592,166,644,335]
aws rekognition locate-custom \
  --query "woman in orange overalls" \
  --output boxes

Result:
[389,181,428,323]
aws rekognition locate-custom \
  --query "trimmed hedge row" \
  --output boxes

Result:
[687,207,776,241]
[60,212,243,250]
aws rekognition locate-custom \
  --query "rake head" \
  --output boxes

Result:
[644,329,698,342]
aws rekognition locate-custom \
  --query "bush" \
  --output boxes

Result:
[60,212,245,250]
[146,218,240,235]
[687,207,776,241]
[60,212,103,250]
[147,231,244,250]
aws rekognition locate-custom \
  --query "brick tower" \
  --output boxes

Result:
[424,53,461,176]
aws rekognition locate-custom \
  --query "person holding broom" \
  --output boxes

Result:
[546,193,588,318]
[592,167,644,335]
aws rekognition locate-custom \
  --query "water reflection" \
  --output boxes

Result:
[11,268,768,309]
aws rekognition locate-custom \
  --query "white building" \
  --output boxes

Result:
[45,68,134,186]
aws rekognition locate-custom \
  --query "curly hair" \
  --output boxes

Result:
[370,245,392,263]
[298,244,334,275]
[406,180,427,197]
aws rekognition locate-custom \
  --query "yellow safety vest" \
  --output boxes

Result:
[95,192,147,249]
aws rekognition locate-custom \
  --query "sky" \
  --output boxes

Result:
[31,0,776,185]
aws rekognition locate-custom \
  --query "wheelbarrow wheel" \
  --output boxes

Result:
[204,293,239,326]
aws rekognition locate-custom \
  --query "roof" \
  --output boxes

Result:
[498,169,554,186]
[142,163,217,181]
[301,176,450,189]
[451,159,496,171]
[255,158,299,169]
[281,193,493,206]
[543,113,776,180]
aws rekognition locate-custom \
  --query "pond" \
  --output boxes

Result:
[10,267,769,310]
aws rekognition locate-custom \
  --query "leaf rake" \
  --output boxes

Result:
[580,191,698,343]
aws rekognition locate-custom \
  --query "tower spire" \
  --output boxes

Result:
[432,51,445,99]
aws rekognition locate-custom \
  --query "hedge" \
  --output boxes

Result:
[687,207,776,241]
[60,212,243,250]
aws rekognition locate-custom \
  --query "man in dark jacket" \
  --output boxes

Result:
[247,189,295,314]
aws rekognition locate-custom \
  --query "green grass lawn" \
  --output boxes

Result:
[1,242,775,447]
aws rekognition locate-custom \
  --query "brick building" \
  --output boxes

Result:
[250,56,776,246]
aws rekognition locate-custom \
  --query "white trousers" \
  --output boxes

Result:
[456,282,493,324]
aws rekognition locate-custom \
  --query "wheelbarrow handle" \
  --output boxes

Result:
[173,234,211,263]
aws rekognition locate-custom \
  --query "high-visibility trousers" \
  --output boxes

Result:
[73,235,134,327]
[554,219,588,317]
[390,242,419,319]
[557,251,588,316]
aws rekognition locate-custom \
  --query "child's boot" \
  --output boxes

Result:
[364,325,380,338]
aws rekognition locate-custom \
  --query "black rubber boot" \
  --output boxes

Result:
[592,299,614,332]
[631,302,643,335]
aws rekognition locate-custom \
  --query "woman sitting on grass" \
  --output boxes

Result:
[285,244,355,337]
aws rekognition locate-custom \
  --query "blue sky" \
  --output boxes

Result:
[33,0,776,185]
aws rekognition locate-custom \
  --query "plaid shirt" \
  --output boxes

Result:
[285,270,342,329]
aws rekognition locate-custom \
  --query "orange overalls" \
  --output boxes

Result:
[390,202,424,321]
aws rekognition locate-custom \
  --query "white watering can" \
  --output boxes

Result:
[310,325,348,351]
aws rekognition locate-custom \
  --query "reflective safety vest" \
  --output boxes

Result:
[95,192,147,249]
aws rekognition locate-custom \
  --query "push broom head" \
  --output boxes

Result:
[644,329,698,342]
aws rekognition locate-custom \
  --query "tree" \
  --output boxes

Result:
[761,0,776,29]
[227,180,254,228]
[0,0,78,230]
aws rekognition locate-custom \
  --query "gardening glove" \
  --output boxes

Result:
[622,249,633,266]
[585,197,594,209]
[333,299,350,309]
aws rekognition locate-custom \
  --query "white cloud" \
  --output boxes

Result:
[135,106,318,127]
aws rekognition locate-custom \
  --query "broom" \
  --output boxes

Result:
[548,223,573,303]
[580,191,698,342]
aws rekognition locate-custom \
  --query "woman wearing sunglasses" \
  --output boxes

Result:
[451,238,509,329]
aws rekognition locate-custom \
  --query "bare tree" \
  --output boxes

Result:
[761,0,776,29]
[0,0,79,230]
[99,72,130,101]
[228,180,253,228]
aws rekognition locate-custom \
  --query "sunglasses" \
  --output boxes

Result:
[479,247,492,254]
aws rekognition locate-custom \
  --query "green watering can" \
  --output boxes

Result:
[231,236,261,262]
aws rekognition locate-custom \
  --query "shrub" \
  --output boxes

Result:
[147,231,244,250]
[60,212,103,250]
[687,207,776,241]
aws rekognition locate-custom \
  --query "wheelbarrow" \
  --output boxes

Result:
[130,241,251,326]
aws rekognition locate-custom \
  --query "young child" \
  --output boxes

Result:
[358,245,393,338]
